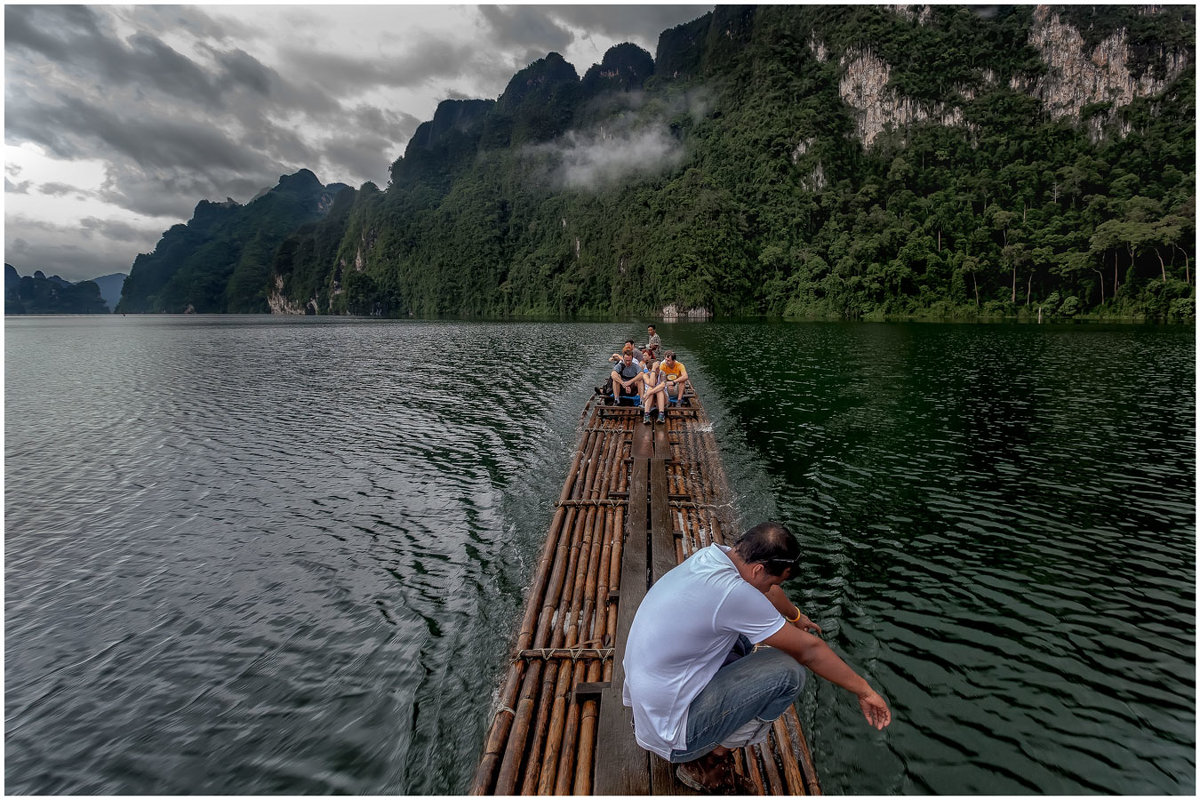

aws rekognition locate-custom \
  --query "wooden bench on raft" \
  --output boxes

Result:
[470,389,821,795]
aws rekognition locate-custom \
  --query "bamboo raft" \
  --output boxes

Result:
[470,387,821,795]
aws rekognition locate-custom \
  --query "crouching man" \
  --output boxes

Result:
[621,521,891,793]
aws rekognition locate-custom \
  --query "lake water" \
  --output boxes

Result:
[5,316,1194,795]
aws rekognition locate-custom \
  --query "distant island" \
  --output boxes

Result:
[116,5,1195,322]
[5,264,124,314]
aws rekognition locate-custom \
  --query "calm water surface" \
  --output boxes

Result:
[5,316,1194,794]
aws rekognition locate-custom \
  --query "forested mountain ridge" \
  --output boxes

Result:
[117,169,350,313]
[125,5,1196,321]
[5,263,110,314]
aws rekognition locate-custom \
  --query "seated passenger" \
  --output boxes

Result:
[641,358,668,425]
[659,350,689,406]
[609,340,643,364]
[611,352,643,406]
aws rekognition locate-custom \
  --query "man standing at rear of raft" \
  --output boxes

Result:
[646,324,662,359]
[622,521,891,794]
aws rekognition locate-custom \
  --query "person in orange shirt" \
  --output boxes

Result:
[658,350,689,406]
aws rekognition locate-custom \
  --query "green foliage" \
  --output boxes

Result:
[5,264,109,314]
[118,170,348,313]
[128,6,1196,323]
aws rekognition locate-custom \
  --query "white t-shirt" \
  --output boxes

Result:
[621,544,786,758]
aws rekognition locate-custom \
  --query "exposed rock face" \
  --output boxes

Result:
[832,4,1190,148]
[661,304,712,319]
[888,4,933,25]
[791,139,827,191]
[838,48,965,146]
[267,274,308,315]
[1018,6,1190,139]
[317,184,351,214]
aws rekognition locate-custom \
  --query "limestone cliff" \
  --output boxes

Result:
[835,47,969,146]
[826,4,1190,147]
[1017,6,1191,139]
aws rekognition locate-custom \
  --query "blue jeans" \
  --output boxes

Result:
[668,637,807,763]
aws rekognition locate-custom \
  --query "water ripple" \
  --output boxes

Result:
[669,321,1194,795]
[5,316,633,794]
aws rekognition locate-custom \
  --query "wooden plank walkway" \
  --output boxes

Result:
[470,389,821,795]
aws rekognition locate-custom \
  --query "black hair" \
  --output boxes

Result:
[648,325,656,331]
[731,521,801,577]
[625,339,635,346]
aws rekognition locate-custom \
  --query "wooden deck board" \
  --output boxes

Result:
[594,429,651,796]
[471,393,820,795]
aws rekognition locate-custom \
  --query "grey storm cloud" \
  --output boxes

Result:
[39,182,80,197]
[5,213,161,278]
[79,216,160,243]
[6,6,224,108]
[116,4,260,44]
[323,134,401,184]
[8,94,265,174]
[5,4,715,282]
[276,37,490,97]
[4,5,106,62]
[480,5,575,56]
[212,46,275,97]
[96,165,287,220]
[551,5,713,40]
[330,106,425,172]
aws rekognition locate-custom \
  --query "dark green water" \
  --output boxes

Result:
[5,317,1193,794]
[671,321,1195,794]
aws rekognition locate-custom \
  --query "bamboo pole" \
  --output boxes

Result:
[530,662,571,794]
[553,497,610,794]
[533,505,581,651]
[590,506,614,645]
[573,657,605,794]
[606,424,625,498]
[494,417,604,796]
[472,497,576,794]
[579,434,604,501]
[469,657,526,794]
[520,657,561,794]
[757,733,785,795]
[552,658,589,794]
[493,659,545,794]
[535,506,597,794]
[605,506,623,649]
[563,431,589,502]
[784,708,821,795]
[510,467,594,792]
[741,744,767,795]
[773,716,806,794]
[517,506,571,652]
[564,421,621,793]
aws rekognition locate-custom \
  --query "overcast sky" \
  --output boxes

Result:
[4,3,712,282]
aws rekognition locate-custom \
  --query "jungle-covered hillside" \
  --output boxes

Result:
[119,5,1196,321]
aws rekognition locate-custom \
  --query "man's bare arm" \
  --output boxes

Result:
[762,624,892,730]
